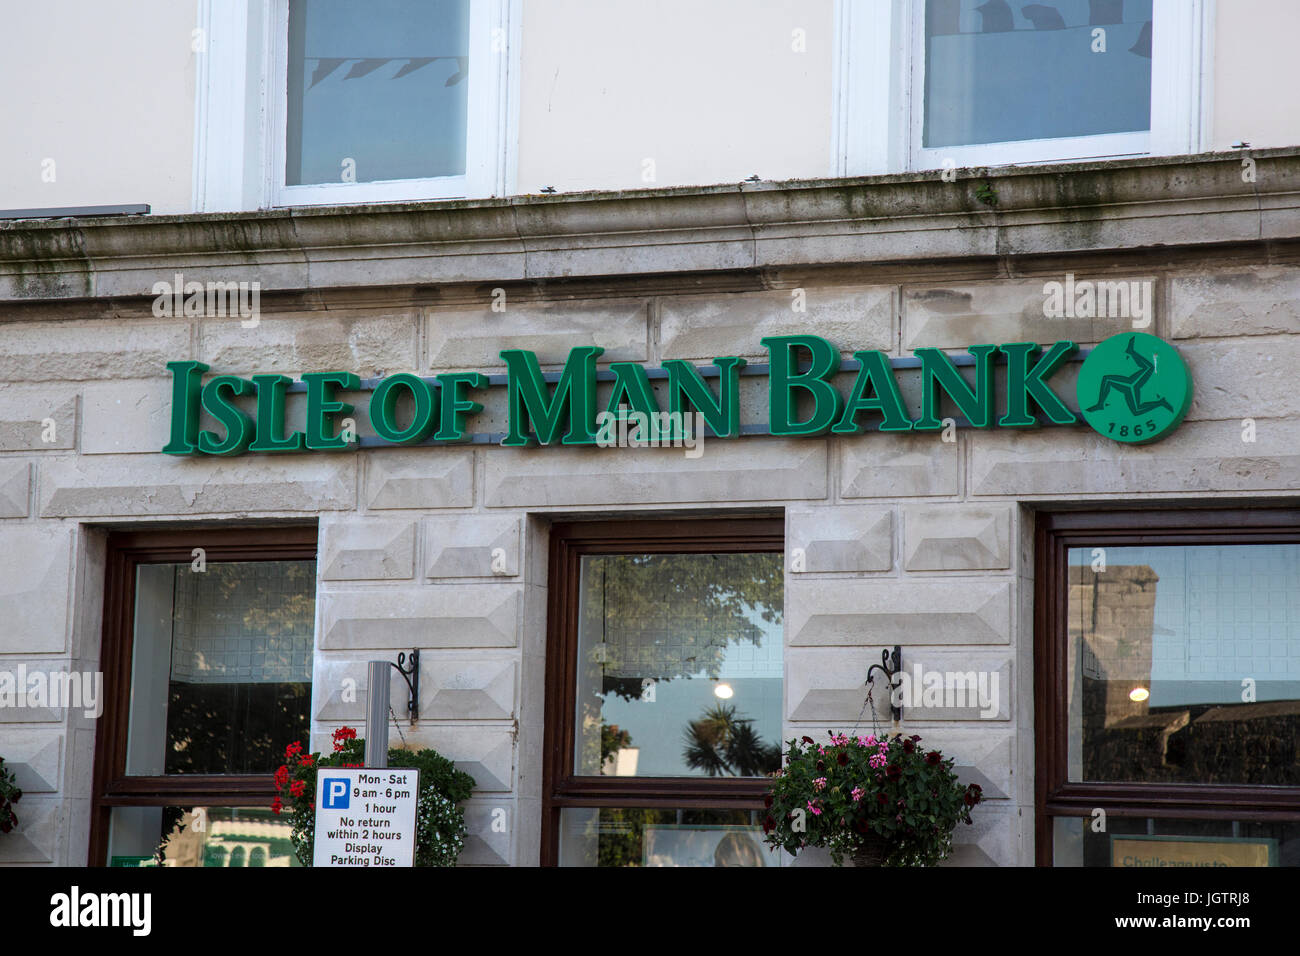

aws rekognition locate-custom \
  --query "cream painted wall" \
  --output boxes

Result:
[514,0,834,194]
[1,0,1297,214]
[1211,0,1300,150]
[0,0,196,215]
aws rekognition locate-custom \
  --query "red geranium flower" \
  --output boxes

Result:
[270,797,283,815]
[273,765,289,789]
[290,780,305,798]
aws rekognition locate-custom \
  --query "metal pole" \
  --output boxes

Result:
[366,661,390,769]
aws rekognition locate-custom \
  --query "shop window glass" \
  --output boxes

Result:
[573,553,784,779]
[545,520,784,867]
[92,529,317,865]
[559,808,770,868]
[1038,512,1300,867]
[1053,815,1298,867]
[124,561,314,777]
[108,808,301,868]
[1067,545,1300,787]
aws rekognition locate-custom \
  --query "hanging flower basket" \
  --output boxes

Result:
[762,731,983,866]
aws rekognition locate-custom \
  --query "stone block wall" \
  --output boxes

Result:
[0,260,1297,867]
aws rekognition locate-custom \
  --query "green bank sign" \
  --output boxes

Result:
[162,331,1192,456]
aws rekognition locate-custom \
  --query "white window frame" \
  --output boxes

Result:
[194,0,520,212]
[833,0,1213,176]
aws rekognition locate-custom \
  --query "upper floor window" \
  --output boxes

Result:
[837,0,1209,174]
[195,0,516,211]
[284,0,469,190]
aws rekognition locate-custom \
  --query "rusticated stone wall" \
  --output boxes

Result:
[2,232,1299,867]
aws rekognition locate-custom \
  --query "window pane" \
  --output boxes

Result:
[1066,545,1300,785]
[559,807,780,867]
[573,552,783,778]
[106,807,301,867]
[923,0,1152,148]
[1053,815,1300,867]
[125,560,315,776]
[286,0,470,185]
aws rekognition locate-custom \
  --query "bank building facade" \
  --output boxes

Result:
[1,0,1298,868]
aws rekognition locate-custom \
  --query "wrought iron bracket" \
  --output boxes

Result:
[865,646,902,722]
[392,649,420,723]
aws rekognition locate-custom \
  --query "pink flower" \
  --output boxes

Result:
[806,800,823,816]
[813,776,828,791]
[868,753,887,769]
[851,787,865,802]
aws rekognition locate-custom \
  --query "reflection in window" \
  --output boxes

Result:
[923,0,1152,147]
[286,0,470,185]
[1067,545,1300,786]
[574,553,783,779]
[560,808,780,867]
[126,561,315,776]
[106,807,302,867]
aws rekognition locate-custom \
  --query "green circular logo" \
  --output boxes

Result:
[1077,332,1192,444]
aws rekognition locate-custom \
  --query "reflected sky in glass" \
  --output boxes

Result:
[924,0,1152,147]
[286,0,469,185]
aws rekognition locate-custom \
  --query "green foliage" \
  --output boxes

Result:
[202,844,228,867]
[975,181,999,207]
[0,756,21,834]
[763,732,983,866]
[273,727,476,867]
[583,553,783,699]
[682,704,781,777]
[601,723,632,764]
[595,807,662,868]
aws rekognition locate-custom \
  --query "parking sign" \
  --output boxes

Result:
[313,767,420,868]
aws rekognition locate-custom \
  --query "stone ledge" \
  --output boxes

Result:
[2,148,1297,301]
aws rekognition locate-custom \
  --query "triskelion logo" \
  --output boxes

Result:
[1077,332,1192,444]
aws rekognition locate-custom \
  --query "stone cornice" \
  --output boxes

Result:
[1,147,1298,303]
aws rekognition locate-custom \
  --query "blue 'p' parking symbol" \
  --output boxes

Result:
[323,778,350,809]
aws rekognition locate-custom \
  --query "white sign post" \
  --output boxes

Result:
[312,767,420,868]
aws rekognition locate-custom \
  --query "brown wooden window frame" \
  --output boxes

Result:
[1034,506,1300,866]
[89,525,318,866]
[540,515,784,866]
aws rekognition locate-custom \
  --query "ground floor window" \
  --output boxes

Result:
[1036,509,1300,867]
[91,527,317,866]
[543,518,784,867]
